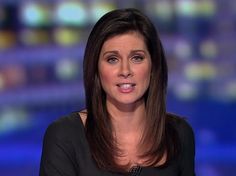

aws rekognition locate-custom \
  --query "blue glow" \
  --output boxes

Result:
[56,2,87,26]
[90,3,115,23]
[21,3,48,26]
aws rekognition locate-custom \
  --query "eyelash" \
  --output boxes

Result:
[132,55,144,62]
[107,57,118,64]
[106,55,144,64]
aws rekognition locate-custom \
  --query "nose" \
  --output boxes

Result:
[118,60,133,78]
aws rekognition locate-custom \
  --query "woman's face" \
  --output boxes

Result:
[98,31,152,107]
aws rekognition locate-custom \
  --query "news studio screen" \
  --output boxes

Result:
[0,1,235,175]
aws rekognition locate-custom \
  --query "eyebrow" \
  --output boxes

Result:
[102,50,147,57]
[102,50,119,56]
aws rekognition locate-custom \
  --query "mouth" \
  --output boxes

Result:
[116,83,136,89]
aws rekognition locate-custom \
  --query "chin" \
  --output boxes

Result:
[116,97,144,106]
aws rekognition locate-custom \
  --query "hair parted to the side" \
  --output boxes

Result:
[83,8,179,173]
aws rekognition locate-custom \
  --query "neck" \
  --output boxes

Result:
[106,100,146,134]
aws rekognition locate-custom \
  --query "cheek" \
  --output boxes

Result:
[98,68,113,88]
[139,67,151,86]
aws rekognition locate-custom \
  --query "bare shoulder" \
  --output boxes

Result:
[78,109,87,126]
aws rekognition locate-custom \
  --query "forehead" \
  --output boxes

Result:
[101,31,147,51]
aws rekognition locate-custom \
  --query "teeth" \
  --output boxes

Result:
[119,84,133,89]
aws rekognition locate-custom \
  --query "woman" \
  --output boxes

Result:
[40,8,195,176]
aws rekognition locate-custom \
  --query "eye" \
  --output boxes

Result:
[131,55,144,63]
[107,56,118,64]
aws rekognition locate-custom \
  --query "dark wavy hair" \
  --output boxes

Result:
[83,8,179,172]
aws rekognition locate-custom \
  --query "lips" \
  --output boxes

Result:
[116,83,135,93]
[117,83,135,88]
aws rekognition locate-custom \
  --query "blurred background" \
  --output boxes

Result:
[0,0,235,175]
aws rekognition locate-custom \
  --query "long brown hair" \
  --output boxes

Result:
[83,8,179,172]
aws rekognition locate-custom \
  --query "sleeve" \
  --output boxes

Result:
[178,119,196,176]
[39,121,78,176]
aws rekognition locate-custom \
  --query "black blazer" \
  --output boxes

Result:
[40,112,195,176]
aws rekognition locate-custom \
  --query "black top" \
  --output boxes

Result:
[40,112,195,176]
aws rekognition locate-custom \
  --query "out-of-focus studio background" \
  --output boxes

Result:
[0,0,235,175]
